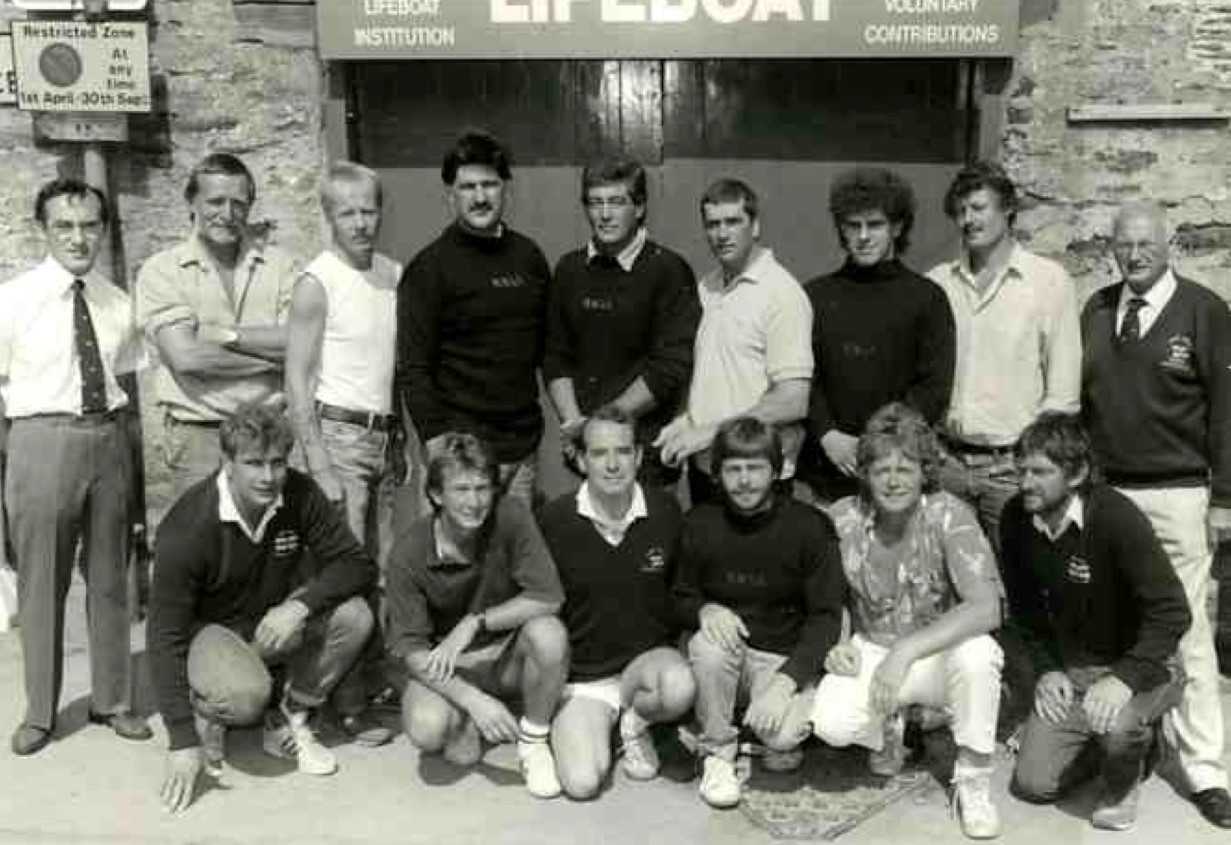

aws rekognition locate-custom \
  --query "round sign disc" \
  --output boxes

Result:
[39,42,83,88]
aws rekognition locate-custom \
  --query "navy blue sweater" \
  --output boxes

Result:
[544,240,699,443]
[149,470,377,750]
[1000,485,1190,692]
[1082,276,1231,504]
[539,486,684,681]
[396,223,551,463]
[672,495,846,687]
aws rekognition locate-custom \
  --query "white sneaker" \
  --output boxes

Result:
[442,717,481,766]
[621,728,661,780]
[699,755,742,809]
[762,747,804,773]
[952,771,1001,839]
[517,738,562,799]
[263,704,338,776]
[869,712,906,777]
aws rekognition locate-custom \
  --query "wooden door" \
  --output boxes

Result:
[345,57,976,501]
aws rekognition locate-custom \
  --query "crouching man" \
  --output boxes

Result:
[674,417,846,809]
[386,433,569,798]
[1003,413,1190,830]
[540,406,696,799]
[150,404,379,814]
[816,403,1005,840]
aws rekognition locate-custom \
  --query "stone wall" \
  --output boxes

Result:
[0,0,325,283]
[1003,0,1231,301]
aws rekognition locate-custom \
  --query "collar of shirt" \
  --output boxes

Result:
[430,518,476,568]
[575,481,647,546]
[42,256,89,295]
[950,241,1027,302]
[585,227,647,272]
[216,471,283,544]
[177,234,268,274]
[703,246,779,293]
[1116,268,1177,335]
[1031,494,1085,542]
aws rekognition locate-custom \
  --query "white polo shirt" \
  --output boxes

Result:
[687,247,813,475]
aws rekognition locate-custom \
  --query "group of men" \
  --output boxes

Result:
[2,127,1230,837]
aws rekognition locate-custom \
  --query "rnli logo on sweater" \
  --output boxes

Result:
[1065,554,1091,584]
[1160,335,1196,376]
[272,529,301,558]
[641,546,666,573]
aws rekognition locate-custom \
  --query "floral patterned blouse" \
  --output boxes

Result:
[829,491,1003,647]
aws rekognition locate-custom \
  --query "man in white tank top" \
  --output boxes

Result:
[286,161,401,747]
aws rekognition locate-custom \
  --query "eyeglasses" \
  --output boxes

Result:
[48,221,105,239]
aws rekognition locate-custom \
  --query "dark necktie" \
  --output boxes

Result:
[1119,296,1148,343]
[72,278,108,413]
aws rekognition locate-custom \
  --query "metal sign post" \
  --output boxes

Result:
[8,0,153,617]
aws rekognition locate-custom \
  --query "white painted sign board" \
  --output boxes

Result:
[0,33,15,105]
[12,19,150,111]
[9,1,148,10]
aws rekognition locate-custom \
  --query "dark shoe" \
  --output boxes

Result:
[339,711,394,747]
[88,710,153,741]
[1193,787,1231,828]
[11,724,52,756]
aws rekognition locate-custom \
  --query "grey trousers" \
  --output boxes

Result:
[6,415,132,731]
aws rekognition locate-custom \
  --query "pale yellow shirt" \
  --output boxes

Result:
[928,243,1081,445]
[0,257,146,418]
[136,236,297,422]
[688,247,813,475]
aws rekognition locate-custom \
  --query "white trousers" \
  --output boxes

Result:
[812,634,1003,756]
[1116,486,1227,792]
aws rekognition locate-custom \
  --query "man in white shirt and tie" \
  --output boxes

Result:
[0,178,150,756]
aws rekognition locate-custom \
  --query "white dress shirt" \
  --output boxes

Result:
[0,257,146,418]
[1115,269,1177,339]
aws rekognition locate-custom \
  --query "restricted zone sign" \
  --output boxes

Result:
[0,33,15,105]
[12,19,150,111]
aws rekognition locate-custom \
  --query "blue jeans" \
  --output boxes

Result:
[937,447,1018,554]
[1013,667,1182,803]
[187,596,374,725]
[319,418,396,567]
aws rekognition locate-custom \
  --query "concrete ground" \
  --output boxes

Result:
[3,578,1231,845]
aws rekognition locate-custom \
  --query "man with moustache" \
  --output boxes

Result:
[1002,413,1189,831]
[927,161,1081,548]
[674,417,845,809]
[386,433,569,799]
[1081,199,1231,827]
[2,178,150,755]
[540,405,696,799]
[286,161,401,747]
[801,167,955,506]
[656,179,813,505]
[397,131,551,507]
[150,404,378,812]
[137,153,298,521]
[545,157,699,488]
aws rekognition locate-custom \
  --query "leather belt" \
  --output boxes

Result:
[941,436,1015,457]
[21,410,120,425]
[316,401,396,432]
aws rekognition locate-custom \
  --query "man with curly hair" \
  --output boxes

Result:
[816,403,1005,839]
[800,167,955,507]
